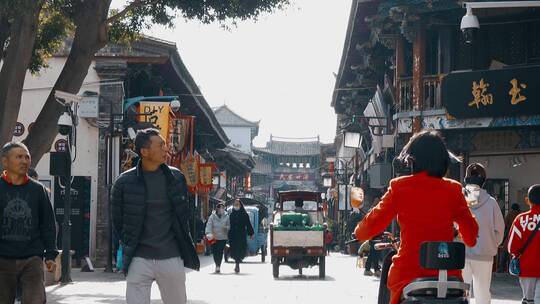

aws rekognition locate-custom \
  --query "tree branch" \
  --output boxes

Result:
[106,0,145,24]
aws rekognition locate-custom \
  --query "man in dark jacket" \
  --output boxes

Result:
[111,128,199,304]
[0,142,58,303]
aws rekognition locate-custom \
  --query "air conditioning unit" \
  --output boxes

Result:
[368,163,392,189]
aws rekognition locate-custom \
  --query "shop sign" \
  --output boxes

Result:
[13,122,25,137]
[138,101,170,139]
[273,173,314,181]
[442,65,540,118]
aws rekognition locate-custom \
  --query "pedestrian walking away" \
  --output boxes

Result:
[0,142,58,304]
[111,128,200,304]
[228,199,254,273]
[499,203,521,272]
[461,163,505,304]
[205,202,230,273]
[508,184,540,304]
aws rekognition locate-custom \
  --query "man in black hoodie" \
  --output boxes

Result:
[0,142,58,304]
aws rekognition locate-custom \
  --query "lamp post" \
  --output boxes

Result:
[334,157,355,252]
[54,91,82,284]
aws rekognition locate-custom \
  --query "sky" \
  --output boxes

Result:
[111,1,351,147]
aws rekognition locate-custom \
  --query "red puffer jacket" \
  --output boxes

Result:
[355,172,478,304]
[508,205,540,278]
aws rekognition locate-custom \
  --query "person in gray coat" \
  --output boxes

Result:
[462,163,505,304]
[205,202,230,273]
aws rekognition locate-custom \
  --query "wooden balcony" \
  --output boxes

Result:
[397,75,443,112]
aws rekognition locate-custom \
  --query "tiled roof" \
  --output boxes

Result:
[254,139,321,156]
[214,105,259,127]
[214,105,259,139]
[253,157,272,175]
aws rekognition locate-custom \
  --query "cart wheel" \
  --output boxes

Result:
[319,256,326,279]
[272,262,279,278]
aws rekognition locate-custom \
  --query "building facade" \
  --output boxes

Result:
[332,0,540,268]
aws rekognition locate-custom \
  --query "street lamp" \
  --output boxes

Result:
[343,131,362,149]
[323,176,332,188]
[334,157,355,252]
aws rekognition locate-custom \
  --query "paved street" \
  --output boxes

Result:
[46,254,523,304]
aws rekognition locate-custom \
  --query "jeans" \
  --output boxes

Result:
[0,256,46,304]
[212,240,227,267]
[519,277,540,304]
[462,259,494,304]
[365,240,381,271]
[126,257,186,304]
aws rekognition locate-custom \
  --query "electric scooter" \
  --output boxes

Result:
[350,234,470,304]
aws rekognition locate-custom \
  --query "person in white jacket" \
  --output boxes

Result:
[462,163,505,304]
[205,202,230,273]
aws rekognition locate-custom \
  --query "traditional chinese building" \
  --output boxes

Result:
[332,0,540,269]
[252,136,322,201]
[211,105,258,207]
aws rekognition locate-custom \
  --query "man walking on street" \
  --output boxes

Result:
[0,142,58,304]
[462,163,505,304]
[111,128,200,304]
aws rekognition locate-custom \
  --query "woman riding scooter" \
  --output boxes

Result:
[354,130,479,304]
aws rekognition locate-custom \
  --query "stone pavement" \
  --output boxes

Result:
[46,254,523,304]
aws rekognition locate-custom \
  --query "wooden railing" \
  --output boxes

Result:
[397,75,442,112]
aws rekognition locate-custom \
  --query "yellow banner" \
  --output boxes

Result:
[138,102,170,140]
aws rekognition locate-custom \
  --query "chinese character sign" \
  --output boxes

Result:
[442,66,540,118]
[274,173,314,181]
[509,78,527,105]
[468,79,493,109]
[138,102,170,140]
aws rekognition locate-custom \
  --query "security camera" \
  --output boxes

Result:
[460,6,479,44]
[54,90,82,104]
[58,111,73,136]
[170,98,181,112]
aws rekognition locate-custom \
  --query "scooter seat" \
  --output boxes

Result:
[404,277,468,298]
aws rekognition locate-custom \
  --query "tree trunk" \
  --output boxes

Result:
[0,14,11,60]
[0,1,43,147]
[24,0,111,164]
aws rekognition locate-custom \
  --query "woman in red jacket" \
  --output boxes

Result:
[355,130,479,304]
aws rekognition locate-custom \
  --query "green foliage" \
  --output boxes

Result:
[108,9,141,45]
[117,0,291,33]
[29,8,73,73]
[4,0,291,72]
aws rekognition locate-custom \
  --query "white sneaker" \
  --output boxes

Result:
[215,266,220,273]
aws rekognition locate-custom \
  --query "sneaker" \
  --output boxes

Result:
[374,270,382,277]
[364,269,374,276]
[234,264,240,273]
[215,266,220,273]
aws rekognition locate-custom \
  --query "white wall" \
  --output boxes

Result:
[223,126,252,153]
[470,153,540,211]
[13,57,101,260]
